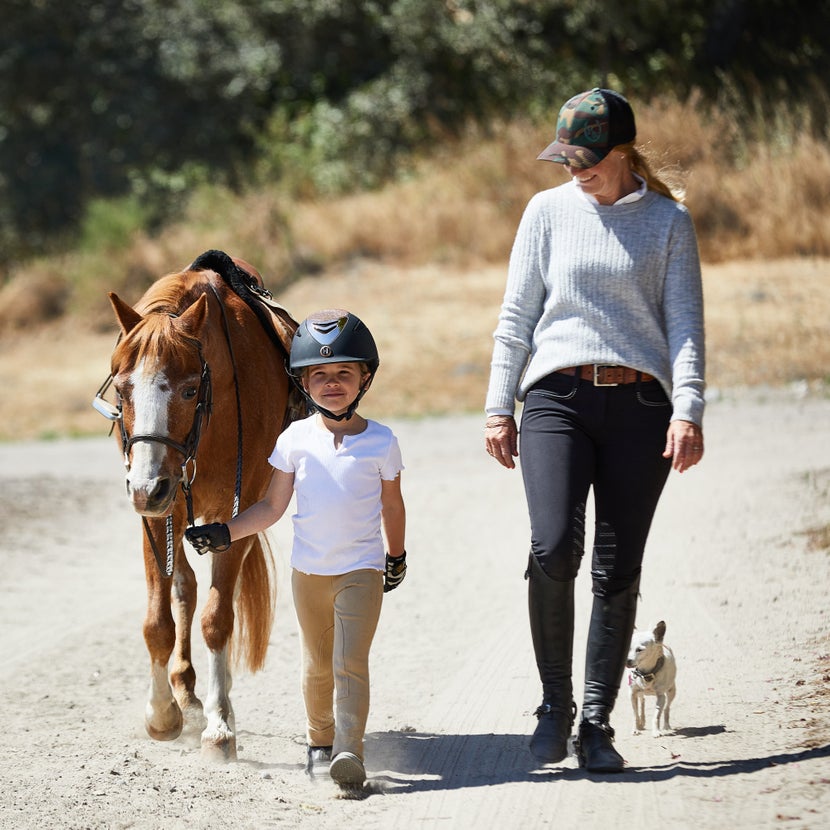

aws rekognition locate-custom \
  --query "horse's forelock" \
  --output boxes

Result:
[114,270,216,368]
[113,312,201,376]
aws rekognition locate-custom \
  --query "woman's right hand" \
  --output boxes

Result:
[485,415,519,469]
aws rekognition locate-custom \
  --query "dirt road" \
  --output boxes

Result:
[1,389,829,829]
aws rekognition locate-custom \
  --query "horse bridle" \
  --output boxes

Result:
[94,339,214,576]
[95,344,212,479]
[93,288,244,577]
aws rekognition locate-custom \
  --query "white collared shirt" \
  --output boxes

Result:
[577,172,648,206]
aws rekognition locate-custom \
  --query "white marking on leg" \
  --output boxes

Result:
[202,644,236,757]
[145,660,182,740]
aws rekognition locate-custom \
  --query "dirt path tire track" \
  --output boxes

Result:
[1,391,829,829]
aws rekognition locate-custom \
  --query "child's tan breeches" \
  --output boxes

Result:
[291,568,383,760]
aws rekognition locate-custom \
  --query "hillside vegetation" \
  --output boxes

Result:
[5,1,827,261]
[1,94,829,442]
[2,93,830,334]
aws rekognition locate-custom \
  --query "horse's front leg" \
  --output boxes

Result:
[202,641,236,761]
[170,550,205,733]
[199,542,248,761]
[142,533,182,742]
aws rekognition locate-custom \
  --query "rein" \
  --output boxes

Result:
[208,283,245,520]
[93,291,244,578]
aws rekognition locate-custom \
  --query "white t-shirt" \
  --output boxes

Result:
[268,415,404,575]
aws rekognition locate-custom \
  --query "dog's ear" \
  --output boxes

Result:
[653,620,666,642]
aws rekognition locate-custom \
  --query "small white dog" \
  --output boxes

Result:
[626,620,677,737]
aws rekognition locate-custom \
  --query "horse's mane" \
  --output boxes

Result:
[188,250,305,425]
[123,257,242,366]
[136,274,199,315]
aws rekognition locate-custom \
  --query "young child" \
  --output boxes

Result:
[186,309,407,788]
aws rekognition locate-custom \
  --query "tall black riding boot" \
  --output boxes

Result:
[578,579,640,773]
[526,554,576,763]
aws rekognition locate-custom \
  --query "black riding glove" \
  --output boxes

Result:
[383,551,407,593]
[185,523,231,555]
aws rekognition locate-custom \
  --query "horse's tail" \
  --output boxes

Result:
[233,533,276,673]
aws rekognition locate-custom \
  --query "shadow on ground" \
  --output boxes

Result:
[361,730,830,792]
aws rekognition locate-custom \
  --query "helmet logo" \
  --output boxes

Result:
[309,314,348,345]
[320,346,333,358]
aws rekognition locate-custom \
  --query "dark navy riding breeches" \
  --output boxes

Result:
[519,371,672,596]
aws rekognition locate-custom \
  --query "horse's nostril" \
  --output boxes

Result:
[150,478,173,505]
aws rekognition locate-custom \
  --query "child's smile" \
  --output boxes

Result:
[305,362,368,416]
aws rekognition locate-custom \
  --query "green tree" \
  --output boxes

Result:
[1,0,828,260]
[0,0,280,257]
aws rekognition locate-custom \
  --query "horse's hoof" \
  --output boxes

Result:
[181,707,206,735]
[145,700,183,741]
[176,693,206,733]
[201,736,237,762]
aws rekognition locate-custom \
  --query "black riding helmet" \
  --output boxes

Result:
[288,309,379,421]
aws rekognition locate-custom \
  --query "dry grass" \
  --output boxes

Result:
[703,257,830,386]
[10,93,827,332]
[2,257,828,442]
[285,96,830,268]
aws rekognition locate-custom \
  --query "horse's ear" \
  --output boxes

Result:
[177,293,209,338]
[109,292,143,335]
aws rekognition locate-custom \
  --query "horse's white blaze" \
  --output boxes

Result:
[125,359,173,504]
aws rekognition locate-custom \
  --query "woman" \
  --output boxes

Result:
[484,88,705,772]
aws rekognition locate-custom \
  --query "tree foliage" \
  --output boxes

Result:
[1,0,827,259]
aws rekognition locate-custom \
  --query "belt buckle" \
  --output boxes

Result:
[593,365,619,387]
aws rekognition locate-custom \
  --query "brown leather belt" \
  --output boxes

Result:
[556,365,656,386]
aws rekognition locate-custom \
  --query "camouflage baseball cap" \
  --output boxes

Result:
[537,88,636,169]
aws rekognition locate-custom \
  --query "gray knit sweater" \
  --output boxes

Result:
[486,180,706,425]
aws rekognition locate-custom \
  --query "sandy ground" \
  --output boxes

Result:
[1,389,830,830]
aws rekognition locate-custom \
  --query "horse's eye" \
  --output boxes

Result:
[183,387,198,400]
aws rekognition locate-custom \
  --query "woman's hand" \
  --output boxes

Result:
[485,415,519,469]
[663,419,704,473]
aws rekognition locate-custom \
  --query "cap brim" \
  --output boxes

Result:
[537,141,605,169]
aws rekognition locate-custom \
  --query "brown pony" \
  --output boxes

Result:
[96,251,299,760]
